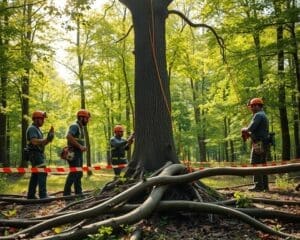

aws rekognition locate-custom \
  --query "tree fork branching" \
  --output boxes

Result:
[168,10,226,61]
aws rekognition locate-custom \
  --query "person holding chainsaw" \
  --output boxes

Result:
[26,110,54,199]
[241,98,270,191]
[63,109,90,196]
[110,125,134,179]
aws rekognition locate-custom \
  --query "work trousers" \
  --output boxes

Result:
[27,172,48,199]
[250,142,270,190]
[27,151,48,199]
[112,158,127,176]
[63,153,83,196]
[63,171,83,195]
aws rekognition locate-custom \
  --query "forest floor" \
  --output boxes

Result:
[140,184,300,240]
[0,178,299,239]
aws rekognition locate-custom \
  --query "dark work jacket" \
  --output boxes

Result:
[110,136,129,163]
[247,110,269,143]
[26,124,45,167]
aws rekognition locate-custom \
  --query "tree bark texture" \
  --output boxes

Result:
[121,0,178,173]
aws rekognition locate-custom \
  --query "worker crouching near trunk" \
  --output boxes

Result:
[241,98,270,192]
[110,125,134,179]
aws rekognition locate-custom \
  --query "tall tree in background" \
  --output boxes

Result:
[20,1,33,166]
[65,0,94,171]
[0,0,9,166]
[286,0,300,158]
[273,0,291,160]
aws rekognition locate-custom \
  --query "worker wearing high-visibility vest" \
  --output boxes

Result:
[63,109,90,196]
[110,125,134,178]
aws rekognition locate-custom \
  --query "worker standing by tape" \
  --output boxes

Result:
[110,125,134,179]
[241,98,270,191]
[63,109,90,196]
[26,111,54,199]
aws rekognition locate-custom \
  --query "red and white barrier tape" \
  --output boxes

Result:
[184,159,300,170]
[0,159,299,173]
[0,164,127,173]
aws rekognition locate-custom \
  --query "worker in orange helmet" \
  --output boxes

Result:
[110,124,135,179]
[241,98,270,191]
[63,109,90,196]
[26,110,54,199]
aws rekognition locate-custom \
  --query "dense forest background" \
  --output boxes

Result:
[0,0,299,168]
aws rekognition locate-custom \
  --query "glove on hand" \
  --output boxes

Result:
[241,128,250,141]
[127,132,135,144]
[46,126,54,142]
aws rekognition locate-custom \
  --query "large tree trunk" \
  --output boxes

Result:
[121,0,178,175]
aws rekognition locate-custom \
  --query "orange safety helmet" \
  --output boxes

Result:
[77,109,91,118]
[32,110,47,120]
[249,98,264,106]
[114,124,124,133]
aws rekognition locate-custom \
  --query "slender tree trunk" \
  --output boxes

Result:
[75,12,91,172]
[20,1,32,167]
[99,83,112,165]
[250,0,264,84]
[253,32,264,84]
[291,62,299,159]
[228,118,235,161]
[0,0,9,166]
[289,22,300,158]
[277,31,291,160]
[121,6,134,159]
[274,1,291,160]
[190,78,206,162]
[6,115,10,165]
[224,117,229,162]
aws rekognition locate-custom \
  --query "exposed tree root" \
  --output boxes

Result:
[0,163,299,240]
[0,193,89,205]
[217,197,300,206]
[129,227,142,240]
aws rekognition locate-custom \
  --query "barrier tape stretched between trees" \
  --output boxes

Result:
[0,164,127,173]
[0,159,299,173]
